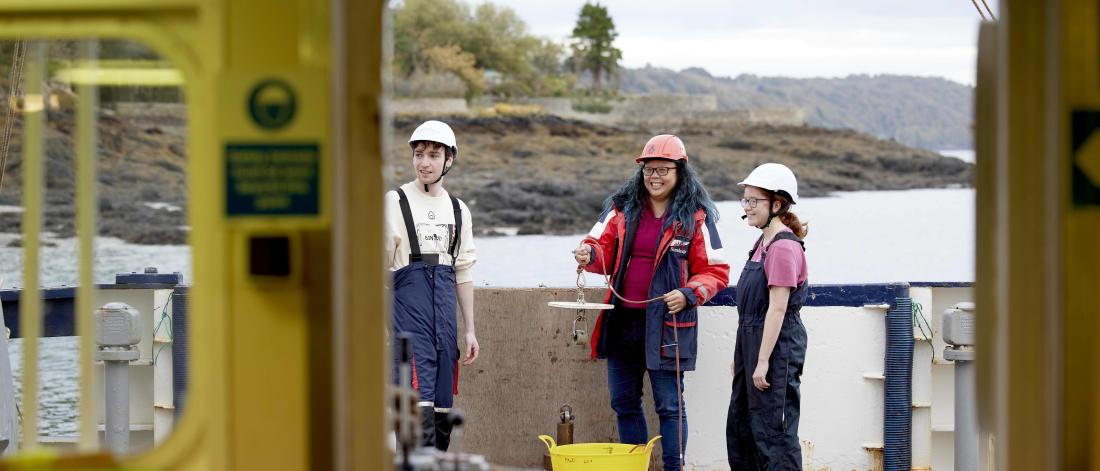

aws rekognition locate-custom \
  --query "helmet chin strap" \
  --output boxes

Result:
[756,193,787,229]
[424,158,454,192]
[757,207,775,229]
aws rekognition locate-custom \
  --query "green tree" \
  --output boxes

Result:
[392,0,470,76]
[527,39,571,96]
[392,0,572,99]
[422,44,484,99]
[570,2,621,93]
[464,3,533,77]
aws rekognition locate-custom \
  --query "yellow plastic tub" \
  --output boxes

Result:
[538,435,661,471]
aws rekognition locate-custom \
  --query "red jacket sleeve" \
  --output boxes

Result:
[581,207,619,275]
[680,217,730,306]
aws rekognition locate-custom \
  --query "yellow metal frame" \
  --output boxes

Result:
[54,67,184,87]
[19,39,46,453]
[977,1,1100,469]
[0,0,390,469]
[1060,0,1100,468]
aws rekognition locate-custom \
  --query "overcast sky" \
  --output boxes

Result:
[481,0,995,85]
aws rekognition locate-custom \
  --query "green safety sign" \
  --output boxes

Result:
[226,143,319,216]
[1072,110,1100,206]
[248,79,297,130]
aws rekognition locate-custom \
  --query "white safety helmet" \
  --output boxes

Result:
[738,163,799,204]
[408,120,458,160]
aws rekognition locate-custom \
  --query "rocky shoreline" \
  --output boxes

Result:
[0,110,971,244]
[0,107,187,245]
[389,114,973,236]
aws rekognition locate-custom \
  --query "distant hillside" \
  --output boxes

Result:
[619,67,973,150]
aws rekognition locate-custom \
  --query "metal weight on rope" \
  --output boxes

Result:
[572,312,588,345]
[548,268,613,347]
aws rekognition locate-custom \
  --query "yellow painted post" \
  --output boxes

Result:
[0,0,390,468]
[980,1,1100,469]
[75,39,100,453]
[996,1,1063,469]
[19,39,46,451]
[973,20,1000,471]
[333,0,391,468]
[220,1,333,469]
[1060,0,1100,468]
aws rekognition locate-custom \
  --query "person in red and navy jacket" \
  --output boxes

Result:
[573,134,729,471]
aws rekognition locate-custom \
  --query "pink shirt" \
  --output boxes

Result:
[751,228,808,288]
[621,204,667,309]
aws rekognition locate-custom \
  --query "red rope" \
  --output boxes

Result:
[581,243,686,469]
[578,245,663,305]
[673,323,684,470]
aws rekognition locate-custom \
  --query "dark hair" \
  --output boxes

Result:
[605,159,718,236]
[411,140,453,159]
[772,193,808,238]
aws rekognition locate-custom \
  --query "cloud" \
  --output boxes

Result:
[619,25,978,84]
[480,0,984,84]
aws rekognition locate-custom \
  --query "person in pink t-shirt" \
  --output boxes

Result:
[726,163,810,470]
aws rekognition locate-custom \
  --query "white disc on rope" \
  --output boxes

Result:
[548,301,615,310]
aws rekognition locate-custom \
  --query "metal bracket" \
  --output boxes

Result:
[572,312,588,345]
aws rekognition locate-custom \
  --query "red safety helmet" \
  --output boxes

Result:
[635,134,688,163]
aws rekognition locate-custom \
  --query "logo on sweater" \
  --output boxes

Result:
[428,210,436,220]
[669,237,691,255]
[415,223,455,256]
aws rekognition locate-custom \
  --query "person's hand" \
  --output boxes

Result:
[663,290,688,314]
[573,244,592,265]
[463,331,480,365]
[752,360,770,391]
[730,358,736,378]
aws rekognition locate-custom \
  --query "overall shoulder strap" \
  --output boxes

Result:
[767,231,805,251]
[396,188,421,260]
[748,235,764,258]
[449,195,462,263]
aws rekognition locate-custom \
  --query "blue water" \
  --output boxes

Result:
[0,188,975,438]
[7,337,80,437]
[0,236,191,289]
[473,189,975,287]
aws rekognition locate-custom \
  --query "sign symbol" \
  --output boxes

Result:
[1072,110,1100,206]
[248,79,297,130]
[1077,132,1100,186]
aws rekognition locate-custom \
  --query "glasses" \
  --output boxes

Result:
[642,166,676,177]
[740,197,769,209]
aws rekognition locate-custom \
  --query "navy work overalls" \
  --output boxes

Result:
[726,231,808,470]
[391,188,462,449]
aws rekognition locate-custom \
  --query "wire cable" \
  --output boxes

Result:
[912,301,936,365]
[969,0,988,21]
[978,0,997,21]
[1,40,29,194]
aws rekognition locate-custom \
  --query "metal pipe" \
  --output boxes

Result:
[95,303,142,456]
[953,349,978,470]
[944,302,978,470]
[103,354,130,454]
